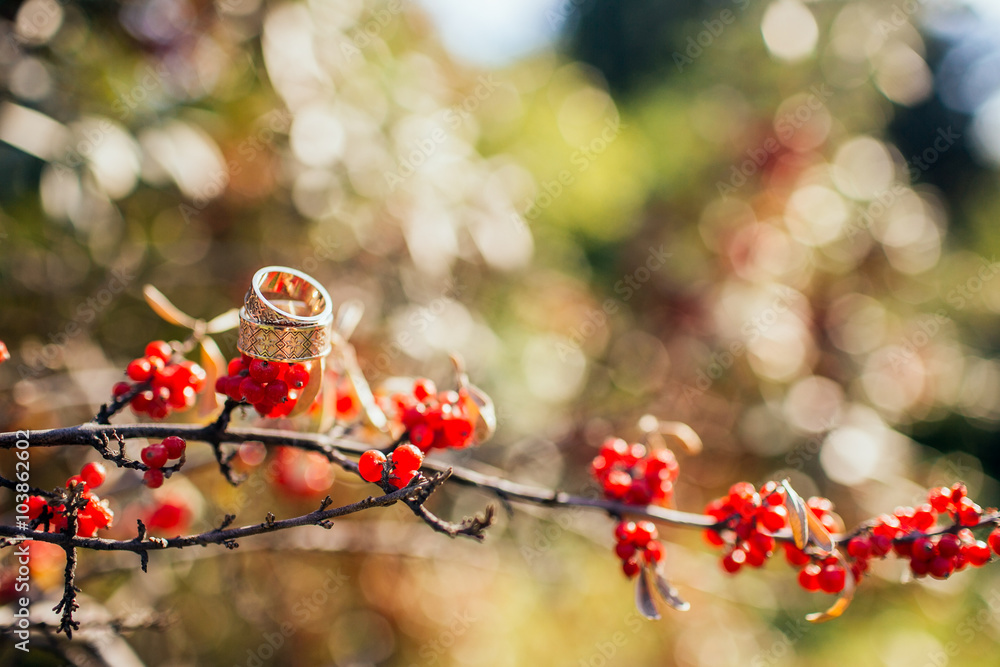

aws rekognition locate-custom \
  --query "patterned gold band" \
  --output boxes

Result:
[237,308,332,361]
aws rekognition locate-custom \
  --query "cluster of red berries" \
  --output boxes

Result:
[381,379,477,451]
[215,355,310,418]
[614,520,665,578]
[591,438,679,506]
[115,341,207,419]
[703,481,793,573]
[358,445,424,488]
[140,436,186,488]
[839,484,995,581]
[26,462,114,537]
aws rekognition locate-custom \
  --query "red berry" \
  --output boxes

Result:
[988,529,1000,556]
[127,358,153,382]
[760,506,787,532]
[784,542,811,567]
[228,358,246,376]
[413,378,436,402]
[168,385,196,409]
[147,398,169,420]
[818,565,846,593]
[358,450,387,483]
[644,540,665,563]
[145,340,172,362]
[141,444,168,469]
[615,521,637,542]
[442,417,474,448]
[264,380,290,404]
[622,558,641,578]
[950,483,967,503]
[722,548,746,573]
[615,542,636,560]
[938,534,962,558]
[910,557,930,577]
[392,444,424,473]
[846,537,870,560]
[929,556,953,579]
[286,364,310,388]
[66,474,87,490]
[704,529,724,546]
[80,462,107,488]
[249,359,280,383]
[869,534,892,557]
[911,504,936,531]
[604,470,632,499]
[964,541,991,567]
[632,521,656,548]
[958,499,982,527]
[131,390,152,413]
[928,487,951,513]
[744,545,767,568]
[798,563,821,591]
[113,382,131,398]
[409,424,435,451]
[26,496,47,520]
[143,469,164,488]
[911,537,935,561]
[389,468,416,488]
[162,436,186,459]
[240,377,265,404]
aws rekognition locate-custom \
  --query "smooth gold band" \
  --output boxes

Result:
[244,266,333,327]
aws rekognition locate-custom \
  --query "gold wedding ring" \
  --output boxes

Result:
[237,267,333,362]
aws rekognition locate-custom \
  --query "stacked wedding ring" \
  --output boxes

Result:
[237,267,333,362]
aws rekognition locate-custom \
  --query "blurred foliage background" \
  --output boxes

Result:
[2,0,1000,664]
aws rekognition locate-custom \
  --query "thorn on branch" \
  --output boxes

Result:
[319,496,333,510]
[265,512,275,526]
[219,514,236,530]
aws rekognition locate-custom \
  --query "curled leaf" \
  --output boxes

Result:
[288,357,324,418]
[206,308,240,334]
[452,354,496,445]
[656,420,703,455]
[781,479,809,550]
[143,285,198,330]
[340,343,387,431]
[805,553,855,623]
[653,568,690,612]
[804,504,835,555]
[198,336,225,418]
[335,299,364,340]
[635,568,661,620]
